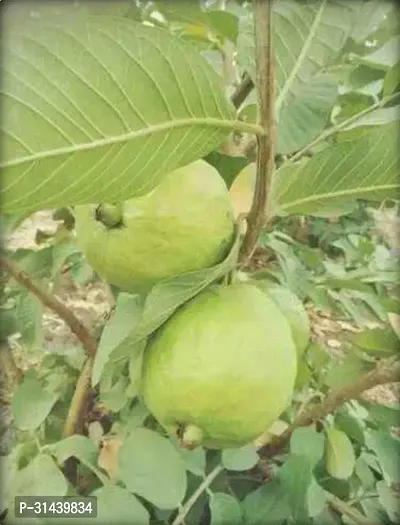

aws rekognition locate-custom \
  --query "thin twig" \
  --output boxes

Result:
[327,494,379,525]
[63,357,94,437]
[239,0,276,264]
[259,358,400,457]
[230,73,255,109]
[0,257,97,358]
[289,91,400,163]
[1,256,99,439]
[171,465,223,525]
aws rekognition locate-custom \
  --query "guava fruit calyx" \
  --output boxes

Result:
[95,203,124,229]
[177,423,204,450]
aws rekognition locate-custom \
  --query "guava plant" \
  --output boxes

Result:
[1,1,400,525]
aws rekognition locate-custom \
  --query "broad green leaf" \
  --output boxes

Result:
[334,409,365,444]
[290,427,325,468]
[118,427,187,509]
[276,73,338,155]
[15,290,43,349]
[126,341,145,398]
[313,507,342,525]
[325,428,356,480]
[237,1,359,154]
[1,15,243,214]
[155,2,239,43]
[49,435,97,466]
[170,439,206,477]
[324,353,373,392]
[279,455,313,523]
[340,106,400,131]
[119,225,240,349]
[222,444,258,471]
[204,152,248,189]
[270,123,400,217]
[365,429,400,483]
[92,293,141,385]
[383,61,400,96]
[100,375,130,412]
[352,327,399,356]
[364,401,400,428]
[376,480,400,523]
[50,241,81,278]
[354,456,376,490]
[90,486,149,525]
[210,493,243,525]
[350,0,394,42]
[12,375,59,431]
[8,453,68,499]
[241,479,289,525]
[360,497,391,524]
[307,476,326,518]
[354,36,400,70]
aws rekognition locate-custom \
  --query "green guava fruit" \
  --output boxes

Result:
[74,160,235,294]
[233,274,310,356]
[253,280,310,356]
[141,283,297,449]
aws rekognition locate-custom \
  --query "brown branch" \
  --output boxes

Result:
[327,494,379,525]
[239,0,276,264]
[1,256,99,439]
[259,358,400,457]
[230,73,254,109]
[0,257,97,359]
[63,357,94,437]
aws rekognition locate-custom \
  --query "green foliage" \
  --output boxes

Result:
[118,428,187,509]
[1,2,399,525]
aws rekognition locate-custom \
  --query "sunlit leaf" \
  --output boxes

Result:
[1,14,239,214]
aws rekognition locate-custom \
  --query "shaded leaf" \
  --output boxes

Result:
[364,401,400,429]
[325,428,356,480]
[383,61,400,96]
[241,479,289,525]
[354,455,376,490]
[237,1,358,153]
[92,293,141,386]
[15,290,43,349]
[8,454,68,499]
[365,429,400,483]
[324,353,373,392]
[49,435,97,466]
[290,427,325,468]
[279,454,313,523]
[210,492,243,525]
[91,485,149,525]
[334,409,365,444]
[12,375,59,431]
[118,427,187,509]
[350,1,394,42]
[307,476,326,518]
[222,444,258,471]
[352,327,399,356]
[119,226,240,350]
[376,480,400,523]
[1,15,237,214]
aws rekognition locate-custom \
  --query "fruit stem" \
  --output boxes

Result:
[180,424,204,449]
[95,203,123,228]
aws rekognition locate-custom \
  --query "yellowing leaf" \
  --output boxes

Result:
[326,428,355,480]
[229,163,256,218]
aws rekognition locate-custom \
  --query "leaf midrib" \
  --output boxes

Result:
[2,117,264,169]
[280,182,400,212]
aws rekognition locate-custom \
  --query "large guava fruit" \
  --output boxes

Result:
[253,280,310,356]
[141,283,297,449]
[74,160,235,294]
